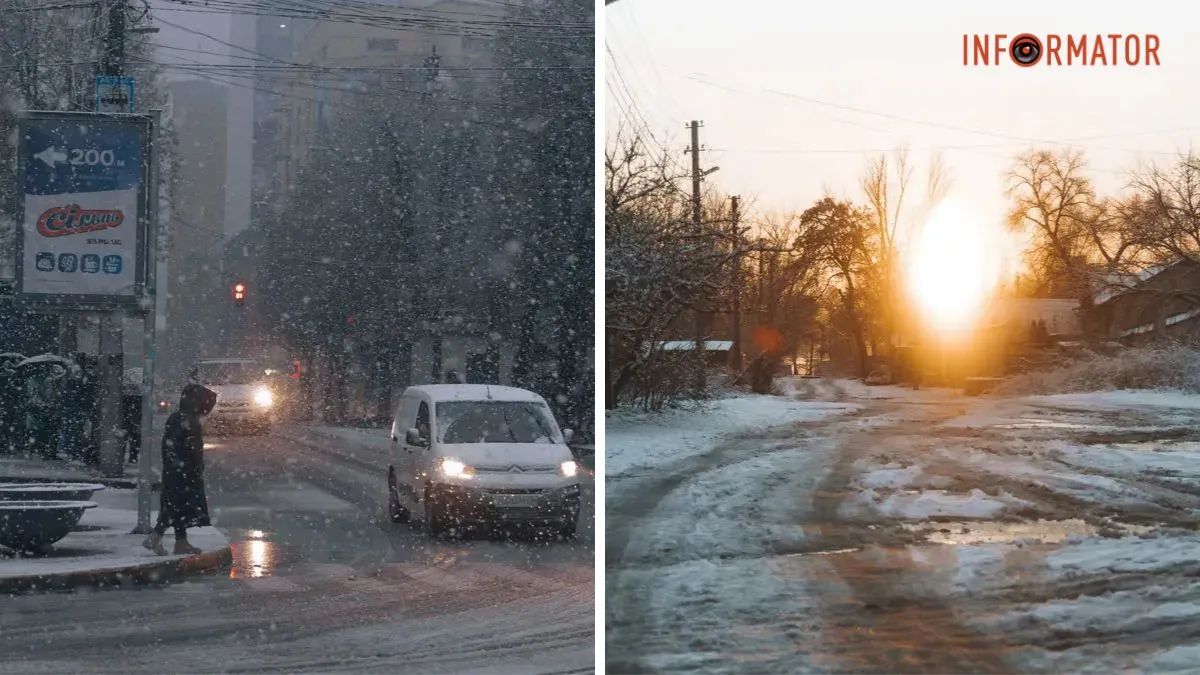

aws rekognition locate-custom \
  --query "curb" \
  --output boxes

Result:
[0,546,232,594]
[0,476,159,491]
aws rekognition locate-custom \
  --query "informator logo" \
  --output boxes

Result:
[81,254,100,274]
[35,252,55,272]
[57,253,78,273]
[102,255,122,274]
[962,33,1161,67]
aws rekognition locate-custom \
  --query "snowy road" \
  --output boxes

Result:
[607,381,1200,673]
[0,428,595,674]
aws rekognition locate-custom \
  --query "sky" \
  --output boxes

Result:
[605,0,1200,275]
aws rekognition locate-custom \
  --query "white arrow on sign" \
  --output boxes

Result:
[33,146,68,168]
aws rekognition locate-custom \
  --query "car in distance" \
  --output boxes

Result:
[190,358,275,435]
[387,384,581,538]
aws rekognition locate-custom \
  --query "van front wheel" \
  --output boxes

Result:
[387,468,409,523]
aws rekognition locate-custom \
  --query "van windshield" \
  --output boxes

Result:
[435,401,560,444]
[196,362,264,385]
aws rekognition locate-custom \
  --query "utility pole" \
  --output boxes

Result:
[97,0,127,478]
[729,195,743,372]
[689,121,702,233]
[102,0,126,78]
[686,120,715,391]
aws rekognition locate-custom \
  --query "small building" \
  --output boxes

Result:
[1089,261,1200,343]
[653,340,733,368]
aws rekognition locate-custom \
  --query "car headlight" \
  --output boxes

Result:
[440,458,474,479]
[560,460,578,478]
[253,388,273,407]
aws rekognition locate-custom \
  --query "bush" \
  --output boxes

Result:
[995,344,1200,395]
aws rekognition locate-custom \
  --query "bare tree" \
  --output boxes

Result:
[605,129,746,408]
[1132,154,1200,267]
[859,149,951,353]
[1006,149,1101,303]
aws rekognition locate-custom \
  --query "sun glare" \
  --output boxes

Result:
[905,199,1006,335]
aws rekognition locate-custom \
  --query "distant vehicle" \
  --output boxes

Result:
[387,384,581,538]
[190,358,275,435]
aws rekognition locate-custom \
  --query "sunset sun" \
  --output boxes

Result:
[905,200,1007,335]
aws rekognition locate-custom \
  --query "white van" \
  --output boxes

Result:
[387,384,581,537]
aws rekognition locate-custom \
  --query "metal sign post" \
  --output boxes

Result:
[133,109,161,535]
[16,111,153,480]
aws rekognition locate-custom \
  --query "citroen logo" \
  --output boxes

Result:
[508,465,524,473]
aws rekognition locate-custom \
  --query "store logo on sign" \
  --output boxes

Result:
[36,204,124,237]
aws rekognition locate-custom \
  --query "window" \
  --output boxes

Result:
[367,38,399,52]
[435,401,560,444]
[416,402,430,440]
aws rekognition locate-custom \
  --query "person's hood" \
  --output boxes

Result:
[179,383,217,415]
[436,442,573,471]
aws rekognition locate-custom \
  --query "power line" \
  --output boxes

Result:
[145,44,590,71]
[0,1,99,13]
[687,73,1200,149]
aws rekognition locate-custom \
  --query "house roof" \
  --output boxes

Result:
[1092,261,1183,306]
[657,340,734,352]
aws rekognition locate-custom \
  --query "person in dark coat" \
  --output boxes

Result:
[143,383,217,556]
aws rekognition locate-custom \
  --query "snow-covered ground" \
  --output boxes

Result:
[606,392,857,477]
[607,379,1200,672]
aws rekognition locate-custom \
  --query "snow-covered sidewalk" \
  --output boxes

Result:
[606,392,858,477]
[0,487,230,592]
[0,455,152,486]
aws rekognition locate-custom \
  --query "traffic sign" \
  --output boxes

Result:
[96,76,135,114]
[15,111,152,311]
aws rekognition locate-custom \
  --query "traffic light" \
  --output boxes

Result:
[233,282,246,306]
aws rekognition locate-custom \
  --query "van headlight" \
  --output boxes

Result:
[440,458,474,479]
[560,460,578,478]
[253,388,273,408]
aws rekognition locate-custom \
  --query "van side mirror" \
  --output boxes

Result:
[563,429,574,444]
[406,428,427,447]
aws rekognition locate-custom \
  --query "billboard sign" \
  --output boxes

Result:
[16,111,151,311]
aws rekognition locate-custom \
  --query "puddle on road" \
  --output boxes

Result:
[229,529,289,579]
[904,519,1099,545]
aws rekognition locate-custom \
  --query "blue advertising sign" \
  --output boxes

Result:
[16,112,151,309]
[96,75,135,114]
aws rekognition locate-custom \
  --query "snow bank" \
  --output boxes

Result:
[845,487,1024,520]
[996,345,1200,395]
[1027,390,1200,411]
[1151,644,1200,672]
[1056,440,1200,479]
[1046,535,1200,577]
[858,462,924,489]
[606,395,856,476]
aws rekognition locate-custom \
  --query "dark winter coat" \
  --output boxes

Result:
[158,384,217,528]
